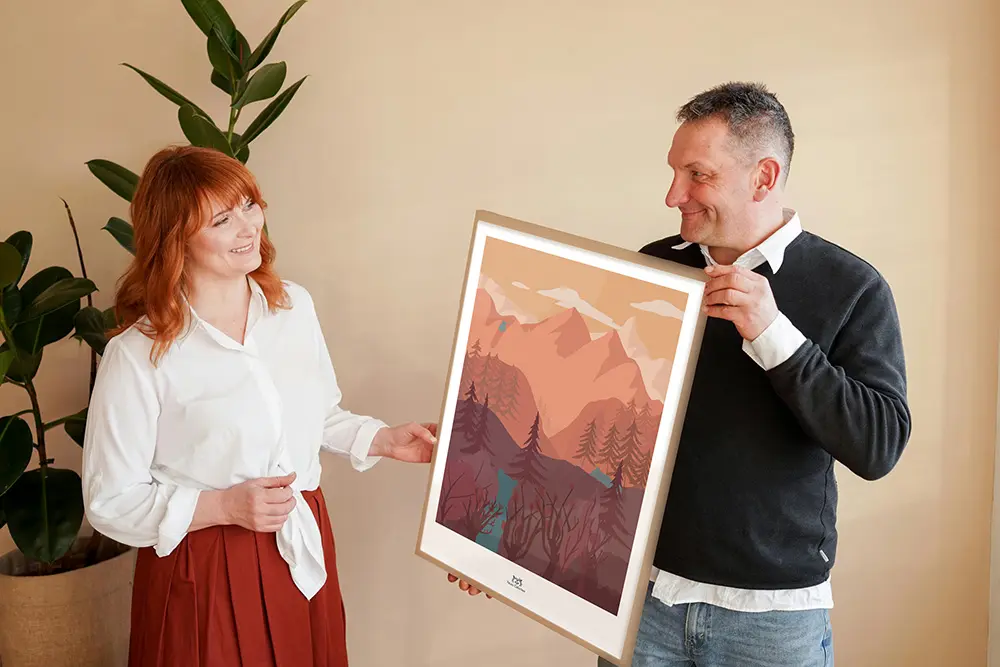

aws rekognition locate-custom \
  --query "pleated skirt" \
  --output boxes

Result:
[127,488,349,667]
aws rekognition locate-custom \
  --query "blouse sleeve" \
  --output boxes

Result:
[304,290,387,472]
[81,336,201,556]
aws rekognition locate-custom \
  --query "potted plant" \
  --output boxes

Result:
[0,0,309,664]
[0,205,131,667]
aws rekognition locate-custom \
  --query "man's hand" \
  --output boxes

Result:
[702,264,778,341]
[370,422,438,463]
[447,573,492,599]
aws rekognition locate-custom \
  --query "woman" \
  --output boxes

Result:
[81,145,437,666]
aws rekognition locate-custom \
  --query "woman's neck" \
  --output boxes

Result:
[187,274,252,343]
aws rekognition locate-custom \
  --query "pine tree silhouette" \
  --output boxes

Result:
[455,381,479,440]
[461,394,494,455]
[508,412,546,490]
[575,418,601,468]
[599,462,628,545]
[596,421,621,470]
[619,418,646,486]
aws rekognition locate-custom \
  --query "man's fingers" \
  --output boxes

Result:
[703,288,747,307]
[706,273,751,294]
[703,305,740,321]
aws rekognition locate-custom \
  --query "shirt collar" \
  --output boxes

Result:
[175,276,268,351]
[671,208,802,273]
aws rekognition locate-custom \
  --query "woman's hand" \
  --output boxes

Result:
[192,472,298,533]
[370,422,438,463]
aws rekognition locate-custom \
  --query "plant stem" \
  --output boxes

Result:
[12,408,32,419]
[24,380,48,465]
[62,198,97,395]
[42,414,75,430]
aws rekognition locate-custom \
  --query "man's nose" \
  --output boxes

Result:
[665,179,688,208]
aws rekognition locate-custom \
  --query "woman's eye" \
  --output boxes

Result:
[214,216,229,227]
[243,199,256,210]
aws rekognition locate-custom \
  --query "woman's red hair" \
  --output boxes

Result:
[113,145,289,363]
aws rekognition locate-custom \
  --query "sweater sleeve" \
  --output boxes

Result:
[766,276,912,480]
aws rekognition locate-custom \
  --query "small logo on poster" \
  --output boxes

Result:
[507,575,525,593]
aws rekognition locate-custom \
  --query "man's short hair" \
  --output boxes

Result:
[677,82,795,183]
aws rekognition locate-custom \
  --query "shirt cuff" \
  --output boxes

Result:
[155,486,202,557]
[350,419,388,472]
[742,312,807,371]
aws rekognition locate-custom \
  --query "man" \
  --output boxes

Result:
[600,82,912,665]
[452,82,910,667]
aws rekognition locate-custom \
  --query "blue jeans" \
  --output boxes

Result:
[599,582,833,667]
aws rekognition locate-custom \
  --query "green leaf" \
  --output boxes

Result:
[62,408,88,448]
[5,231,32,287]
[0,505,6,531]
[18,267,70,310]
[1,287,21,325]
[1,343,42,383]
[207,30,241,82]
[248,1,307,70]
[0,243,22,291]
[86,160,139,203]
[14,267,76,348]
[0,416,33,497]
[236,76,307,151]
[0,347,12,382]
[22,278,96,322]
[181,0,237,43]
[211,69,233,95]
[74,307,110,356]
[3,468,85,564]
[233,62,286,110]
[178,105,234,156]
[232,133,250,163]
[104,217,135,255]
[12,301,79,354]
[121,64,208,118]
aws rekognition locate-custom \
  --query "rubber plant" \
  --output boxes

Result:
[88,0,308,255]
[0,204,117,572]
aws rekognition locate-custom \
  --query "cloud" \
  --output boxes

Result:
[511,281,530,290]
[631,299,685,320]
[538,287,619,328]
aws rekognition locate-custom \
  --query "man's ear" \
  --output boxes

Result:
[753,157,781,202]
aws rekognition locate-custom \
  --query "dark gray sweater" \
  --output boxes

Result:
[642,231,911,590]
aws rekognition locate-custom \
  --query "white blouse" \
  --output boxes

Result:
[81,279,387,599]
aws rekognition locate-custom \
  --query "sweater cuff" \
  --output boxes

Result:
[743,312,807,371]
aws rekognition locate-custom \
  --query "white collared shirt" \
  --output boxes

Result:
[82,279,386,600]
[650,209,835,612]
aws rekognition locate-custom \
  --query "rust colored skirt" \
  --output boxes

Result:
[128,488,349,667]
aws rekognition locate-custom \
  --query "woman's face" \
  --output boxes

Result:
[187,195,264,283]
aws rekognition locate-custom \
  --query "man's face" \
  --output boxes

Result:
[665,117,758,248]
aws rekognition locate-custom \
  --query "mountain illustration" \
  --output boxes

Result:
[466,288,665,439]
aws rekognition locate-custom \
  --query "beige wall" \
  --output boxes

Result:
[2,1,998,665]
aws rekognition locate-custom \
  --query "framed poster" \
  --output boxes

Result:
[415,210,707,665]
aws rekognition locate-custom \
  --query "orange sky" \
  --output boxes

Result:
[478,237,687,362]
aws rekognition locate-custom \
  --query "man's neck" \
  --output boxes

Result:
[706,207,788,265]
